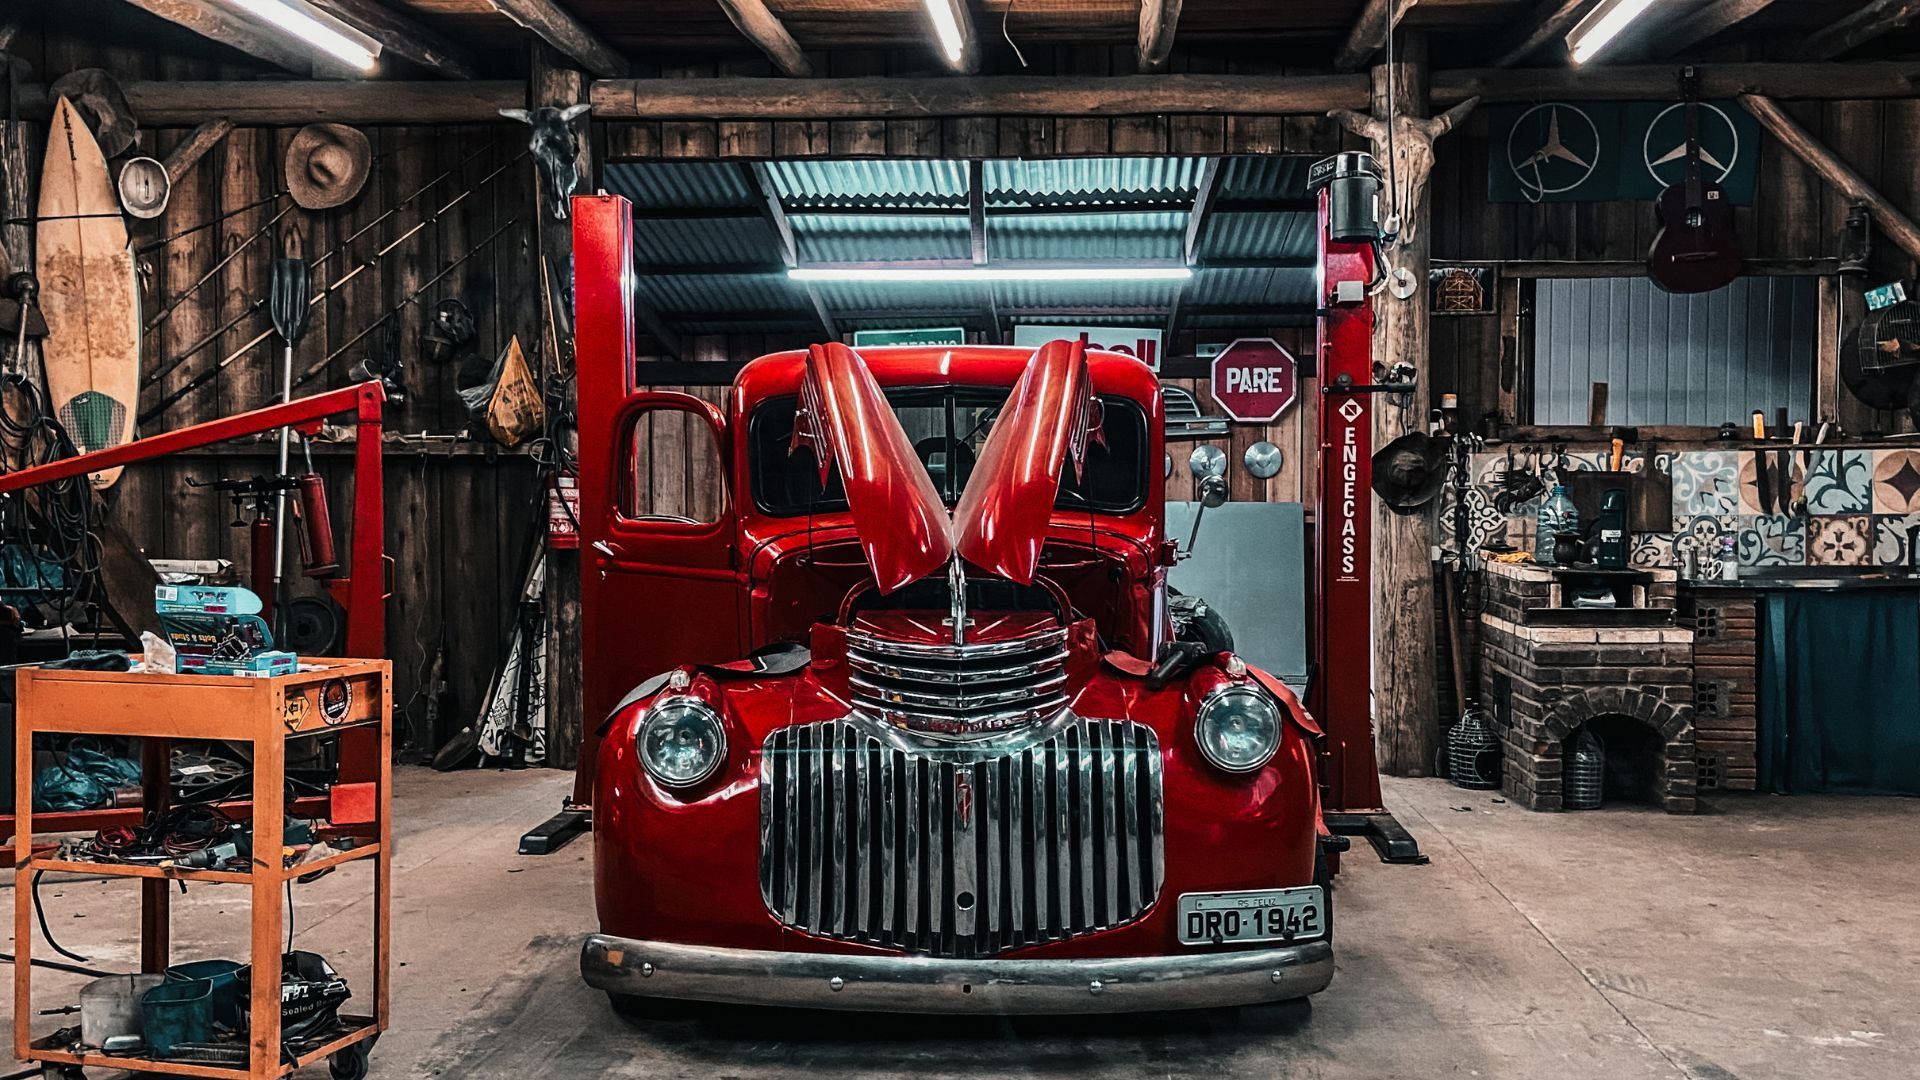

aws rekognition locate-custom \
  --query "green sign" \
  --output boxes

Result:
[852,328,966,347]
[1488,99,1759,205]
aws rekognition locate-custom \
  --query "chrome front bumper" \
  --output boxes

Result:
[580,934,1333,1014]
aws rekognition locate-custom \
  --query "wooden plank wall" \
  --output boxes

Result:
[10,27,542,755]
[1428,98,1920,433]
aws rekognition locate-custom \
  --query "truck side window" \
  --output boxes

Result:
[622,404,726,525]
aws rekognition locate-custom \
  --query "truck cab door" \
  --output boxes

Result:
[578,391,742,785]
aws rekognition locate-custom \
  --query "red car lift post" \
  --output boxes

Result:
[1311,156,1427,864]
[0,382,389,862]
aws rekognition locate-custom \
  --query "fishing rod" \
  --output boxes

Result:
[140,144,517,407]
[142,200,297,332]
[142,142,498,342]
[149,214,524,419]
[294,215,524,390]
[133,190,284,255]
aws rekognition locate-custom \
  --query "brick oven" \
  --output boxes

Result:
[1477,562,1698,813]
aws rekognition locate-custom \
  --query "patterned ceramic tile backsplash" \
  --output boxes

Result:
[1449,447,1920,575]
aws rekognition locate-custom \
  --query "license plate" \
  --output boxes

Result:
[1177,887,1326,947]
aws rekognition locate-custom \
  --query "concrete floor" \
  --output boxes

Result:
[5,767,1915,1080]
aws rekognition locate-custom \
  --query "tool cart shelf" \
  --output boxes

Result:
[11,658,392,1080]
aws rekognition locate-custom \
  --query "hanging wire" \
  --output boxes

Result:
[0,370,105,634]
[1382,0,1403,245]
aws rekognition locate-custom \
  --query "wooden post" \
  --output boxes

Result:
[1741,92,1920,263]
[0,25,29,281]
[532,43,588,776]
[1330,36,1478,778]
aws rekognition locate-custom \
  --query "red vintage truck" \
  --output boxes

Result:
[570,328,1337,1015]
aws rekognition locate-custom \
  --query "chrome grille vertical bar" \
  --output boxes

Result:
[1029,744,1048,939]
[1144,726,1165,898]
[927,756,945,942]
[904,753,922,943]
[802,724,821,926]
[981,760,1000,947]
[852,728,871,937]
[1118,721,1141,916]
[949,759,977,948]
[825,722,846,935]
[758,730,775,913]
[1101,718,1121,926]
[878,742,895,941]
[1074,723,1096,929]
[1005,755,1025,944]
[1053,732,1074,931]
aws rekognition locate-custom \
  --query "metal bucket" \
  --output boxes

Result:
[79,973,163,1047]
[1565,728,1605,810]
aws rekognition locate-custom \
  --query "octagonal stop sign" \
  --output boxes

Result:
[1209,337,1299,423]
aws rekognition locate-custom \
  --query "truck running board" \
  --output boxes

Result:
[1324,811,1428,865]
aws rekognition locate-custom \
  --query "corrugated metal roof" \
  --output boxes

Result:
[985,157,1203,206]
[1196,209,1318,262]
[617,155,1323,337]
[763,159,968,208]
[790,213,971,263]
[603,161,754,209]
[637,272,805,315]
[988,211,1185,263]
[633,216,780,267]
[1215,156,1313,200]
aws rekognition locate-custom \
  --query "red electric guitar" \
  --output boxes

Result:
[1647,68,1740,294]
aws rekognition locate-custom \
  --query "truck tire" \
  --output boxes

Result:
[1168,588,1234,656]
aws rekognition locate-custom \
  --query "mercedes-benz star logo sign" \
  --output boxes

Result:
[1506,103,1601,201]
[1643,102,1740,187]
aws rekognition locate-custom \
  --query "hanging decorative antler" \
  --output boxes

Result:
[1327,95,1480,249]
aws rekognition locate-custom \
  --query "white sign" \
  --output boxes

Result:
[1012,325,1162,370]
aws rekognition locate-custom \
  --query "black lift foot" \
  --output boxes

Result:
[1325,811,1428,865]
[519,805,591,855]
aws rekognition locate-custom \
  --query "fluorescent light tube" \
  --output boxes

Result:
[1566,0,1661,65]
[789,267,1194,284]
[226,0,382,71]
[923,0,967,67]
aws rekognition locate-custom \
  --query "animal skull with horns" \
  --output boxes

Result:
[500,103,592,220]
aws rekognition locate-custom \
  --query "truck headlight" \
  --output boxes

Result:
[1194,685,1281,774]
[639,697,727,788]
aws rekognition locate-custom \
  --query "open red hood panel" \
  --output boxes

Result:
[952,338,1098,585]
[790,342,953,593]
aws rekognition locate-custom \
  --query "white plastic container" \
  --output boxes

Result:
[80,973,164,1047]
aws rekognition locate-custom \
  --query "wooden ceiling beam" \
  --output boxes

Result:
[1647,0,1776,59]
[488,0,628,77]
[308,0,477,78]
[1486,0,1595,69]
[1334,0,1416,74]
[119,0,324,76]
[1182,156,1222,266]
[14,62,1920,126]
[737,161,838,339]
[1137,0,1184,74]
[1796,0,1920,61]
[1430,60,1920,103]
[715,0,813,77]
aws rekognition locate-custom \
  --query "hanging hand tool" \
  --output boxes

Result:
[268,257,313,640]
[1773,407,1792,513]
[1751,410,1773,514]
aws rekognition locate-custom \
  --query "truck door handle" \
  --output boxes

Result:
[591,540,622,562]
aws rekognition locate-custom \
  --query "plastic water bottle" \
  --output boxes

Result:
[1534,484,1578,565]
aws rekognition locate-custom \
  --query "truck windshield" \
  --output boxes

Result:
[748,386,1148,518]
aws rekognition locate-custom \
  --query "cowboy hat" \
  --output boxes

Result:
[285,123,371,210]
[1371,431,1447,514]
[49,69,137,158]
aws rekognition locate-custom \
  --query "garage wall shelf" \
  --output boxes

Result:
[11,658,393,1080]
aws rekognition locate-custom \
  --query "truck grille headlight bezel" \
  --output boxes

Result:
[1193,683,1281,774]
[639,695,728,789]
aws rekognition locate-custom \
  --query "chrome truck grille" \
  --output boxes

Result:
[846,625,1070,737]
[759,716,1164,958]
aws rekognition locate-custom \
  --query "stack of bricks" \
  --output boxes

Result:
[1680,593,1760,792]
[1477,561,1699,814]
